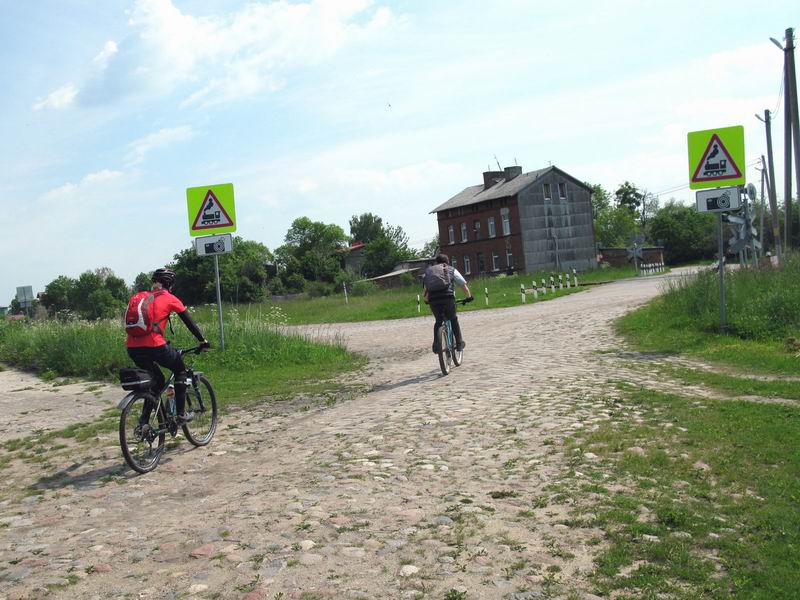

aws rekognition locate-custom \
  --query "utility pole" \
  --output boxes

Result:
[759,162,766,253]
[785,28,800,252]
[772,28,800,252]
[757,110,782,261]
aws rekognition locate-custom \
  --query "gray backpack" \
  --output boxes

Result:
[424,264,450,293]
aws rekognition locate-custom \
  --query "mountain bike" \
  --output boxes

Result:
[436,297,473,376]
[117,346,217,474]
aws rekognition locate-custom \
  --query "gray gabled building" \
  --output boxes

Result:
[431,165,597,274]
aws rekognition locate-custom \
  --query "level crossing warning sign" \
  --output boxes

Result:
[186,183,236,237]
[687,125,745,190]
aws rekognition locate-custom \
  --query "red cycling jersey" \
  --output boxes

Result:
[125,291,186,348]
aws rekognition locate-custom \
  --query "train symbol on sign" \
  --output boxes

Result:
[201,198,221,225]
[702,144,728,177]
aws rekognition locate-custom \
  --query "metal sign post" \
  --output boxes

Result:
[213,254,225,351]
[717,215,726,331]
[194,233,233,351]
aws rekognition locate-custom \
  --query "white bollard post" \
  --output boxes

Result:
[550,276,555,295]
[572,268,578,287]
[565,272,571,288]
[416,294,420,313]
[343,281,349,305]
[484,287,489,306]
[541,278,547,296]
[520,283,526,303]
[559,274,564,289]
[532,285,538,300]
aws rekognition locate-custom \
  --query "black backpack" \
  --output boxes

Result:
[425,264,450,293]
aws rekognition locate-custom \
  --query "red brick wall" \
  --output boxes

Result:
[437,198,526,275]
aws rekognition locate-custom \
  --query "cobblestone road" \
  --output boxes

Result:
[0,272,686,600]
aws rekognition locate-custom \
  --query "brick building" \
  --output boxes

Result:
[431,165,597,275]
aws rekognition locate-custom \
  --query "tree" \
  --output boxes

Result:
[349,213,384,244]
[640,191,660,228]
[360,222,414,278]
[647,200,716,264]
[170,237,275,305]
[419,236,440,258]
[40,275,75,314]
[69,271,105,317]
[615,181,645,214]
[133,272,152,292]
[277,217,348,283]
[586,183,611,220]
[595,205,639,247]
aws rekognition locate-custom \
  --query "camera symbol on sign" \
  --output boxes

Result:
[204,239,226,254]
[705,191,730,211]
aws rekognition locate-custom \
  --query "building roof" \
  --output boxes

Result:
[431,166,590,213]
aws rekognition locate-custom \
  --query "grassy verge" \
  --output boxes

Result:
[567,386,800,599]
[194,266,651,326]
[616,258,800,377]
[0,316,365,410]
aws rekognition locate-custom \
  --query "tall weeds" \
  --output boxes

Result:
[653,255,800,341]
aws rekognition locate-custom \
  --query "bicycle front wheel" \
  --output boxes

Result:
[120,394,165,474]
[182,375,218,447]
[437,325,451,376]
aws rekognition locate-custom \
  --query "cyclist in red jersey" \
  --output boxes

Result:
[126,268,209,423]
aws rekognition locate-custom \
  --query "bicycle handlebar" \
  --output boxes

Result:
[178,343,210,356]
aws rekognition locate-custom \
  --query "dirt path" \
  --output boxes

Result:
[1,271,695,600]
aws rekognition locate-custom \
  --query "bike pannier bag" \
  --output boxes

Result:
[124,290,165,337]
[424,264,450,293]
[119,368,153,392]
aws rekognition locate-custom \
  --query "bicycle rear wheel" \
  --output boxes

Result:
[120,395,165,474]
[182,375,218,446]
[437,324,451,375]
[452,336,463,367]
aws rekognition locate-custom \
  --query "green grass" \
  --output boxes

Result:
[0,314,365,410]
[192,266,648,326]
[572,388,800,599]
[617,256,800,377]
[595,256,800,597]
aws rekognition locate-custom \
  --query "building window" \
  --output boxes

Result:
[448,225,455,245]
[506,249,514,270]
[543,183,552,200]
[463,255,471,275]
[473,220,481,240]
[501,207,510,236]
[451,256,457,269]
[491,252,500,271]
[488,216,496,238]
[558,182,567,200]
[460,222,468,242]
[477,252,485,273]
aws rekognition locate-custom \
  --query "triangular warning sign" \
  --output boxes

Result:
[191,189,234,230]
[691,134,742,183]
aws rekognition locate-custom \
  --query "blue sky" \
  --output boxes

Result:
[1,0,796,304]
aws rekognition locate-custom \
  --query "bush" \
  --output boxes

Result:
[350,280,378,296]
[305,280,334,298]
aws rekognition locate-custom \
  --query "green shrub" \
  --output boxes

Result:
[350,280,378,297]
[305,281,334,298]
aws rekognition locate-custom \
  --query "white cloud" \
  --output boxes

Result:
[92,40,119,67]
[74,0,396,107]
[126,125,195,165]
[41,169,125,203]
[32,84,77,110]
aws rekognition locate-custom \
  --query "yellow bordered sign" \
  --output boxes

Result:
[186,183,236,237]
[687,125,745,190]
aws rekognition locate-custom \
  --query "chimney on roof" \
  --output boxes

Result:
[504,166,522,180]
[482,170,505,190]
